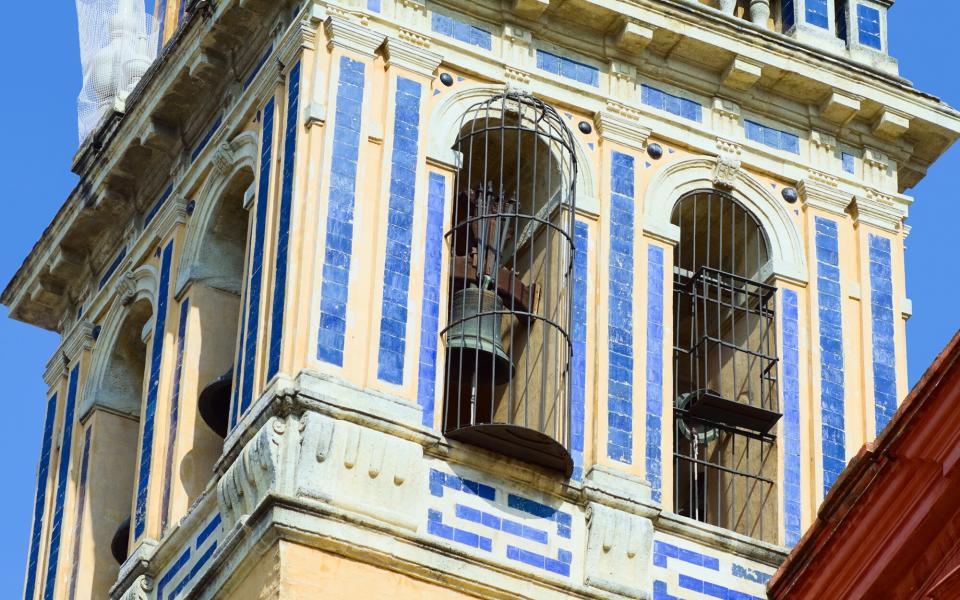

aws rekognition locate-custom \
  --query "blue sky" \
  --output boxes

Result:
[0,2,957,592]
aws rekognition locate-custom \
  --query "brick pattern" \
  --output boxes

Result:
[43,365,80,600]
[156,513,221,600]
[236,99,275,418]
[815,217,846,497]
[652,533,772,600]
[317,57,365,366]
[268,61,301,380]
[427,468,574,577]
[161,298,191,532]
[24,392,58,600]
[377,77,423,385]
[781,289,802,545]
[869,234,897,433]
[416,173,446,427]
[571,222,589,479]
[607,151,635,464]
[135,240,175,539]
[645,244,665,501]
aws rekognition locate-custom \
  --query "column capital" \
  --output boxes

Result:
[849,189,908,233]
[276,19,319,69]
[381,37,442,78]
[324,16,386,58]
[595,105,651,152]
[799,178,851,217]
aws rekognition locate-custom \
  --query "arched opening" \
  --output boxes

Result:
[177,171,253,510]
[671,190,779,542]
[85,298,151,596]
[441,92,577,476]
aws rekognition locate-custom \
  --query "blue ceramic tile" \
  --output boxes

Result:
[571,222,588,478]
[869,234,897,432]
[744,120,800,155]
[806,0,829,28]
[857,5,882,49]
[645,245,665,501]
[781,289,802,545]
[641,84,702,122]
[161,298,190,531]
[431,13,492,50]
[536,50,599,87]
[24,393,58,600]
[98,246,128,290]
[144,184,173,227]
[191,115,223,163]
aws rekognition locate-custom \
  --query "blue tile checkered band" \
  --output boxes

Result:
[652,535,773,600]
[98,246,127,290]
[268,62,301,381]
[161,298,190,532]
[431,13,492,50]
[144,184,173,228]
[745,120,800,154]
[842,152,855,174]
[317,57,365,366]
[781,289,802,545]
[869,234,897,433]
[237,98,276,417]
[377,77,423,384]
[191,115,223,163]
[607,151,635,464]
[782,0,795,30]
[134,240,175,539]
[416,173,447,427]
[571,222,589,479]
[156,513,221,600]
[67,427,93,600]
[427,469,573,577]
[641,85,702,122]
[43,365,80,600]
[536,50,599,87]
[857,4,882,49]
[815,218,846,497]
[243,45,273,92]
[645,244,664,501]
[24,393,58,600]
[806,0,829,28]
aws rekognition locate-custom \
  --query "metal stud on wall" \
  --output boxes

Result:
[442,92,578,476]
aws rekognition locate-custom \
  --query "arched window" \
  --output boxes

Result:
[671,190,779,542]
[442,92,577,476]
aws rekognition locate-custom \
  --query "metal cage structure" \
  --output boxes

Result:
[441,92,578,477]
[671,190,780,542]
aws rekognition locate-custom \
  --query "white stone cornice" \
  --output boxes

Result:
[324,16,386,58]
[849,189,908,233]
[381,38,442,78]
[721,56,762,91]
[595,105,651,151]
[872,107,911,140]
[512,0,549,20]
[799,178,851,216]
[616,18,656,54]
[820,91,862,124]
[152,196,190,244]
[276,20,319,69]
[43,349,69,388]
[62,321,97,364]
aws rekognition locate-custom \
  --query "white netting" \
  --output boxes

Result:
[77,0,158,143]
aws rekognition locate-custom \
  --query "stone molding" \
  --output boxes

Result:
[585,503,654,598]
[324,16,386,58]
[616,19,656,54]
[849,189,907,233]
[381,37,443,78]
[595,106,652,151]
[722,56,762,91]
[799,178,852,217]
[512,0,549,20]
[276,19,319,69]
[61,321,97,364]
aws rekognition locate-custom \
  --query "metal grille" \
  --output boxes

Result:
[671,190,780,542]
[442,92,577,476]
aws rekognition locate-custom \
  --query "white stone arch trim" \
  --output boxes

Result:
[643,157,808,283]
[175,129,260,296]
[426,84,598,214]
[81,264,159,419]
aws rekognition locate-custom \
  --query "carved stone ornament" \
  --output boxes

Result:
[584,503,654,598]
[217,416,284,526]
[713,153,741,190]
[213,141,236,176]
[118,575,154,600]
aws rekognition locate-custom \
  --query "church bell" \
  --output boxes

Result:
[445,286,513,385]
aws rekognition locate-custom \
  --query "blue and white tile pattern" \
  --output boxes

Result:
[781,289,802,545]
[645,244,664,502]
[869,234,897,433]
[416,173,447,427]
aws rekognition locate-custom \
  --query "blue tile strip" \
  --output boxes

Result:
[99,247,128,290]
[645,244,664,501]
[268,62,301,381]
[24,393,57,600]
[857,4,882,49]
[678,574,765,600]
[377,77,423,384]
[506,545,572,577]
[156,513,220,600]
[429,468,496,501]
[416,173,446,427]
[43,365,80,600]
[191,115,223,163]
[454,504,549,544]
[134,241,174,539]
[781,289,802,545]
[869,234,897,433]
[243,45,274,92]
[507,494,572,538]
[167,542,218,599]
[431,13,492,50]
[144,184,173,228]
[815,218,846,497]
[571,222,589,479]
[781,0,795,31]
[842,152,855,174]
[367,0,381,11]
[536,50,599,87]
[156,0,168,52]
[317,57,365,366]
[607,151,635,464]
[641,85,702,122]
[745,120,800,154]
[653,541,721,570]
[237,98,276,416]
[654,580,682,600]
[732,563,773,585]
[161,298,190,532]
[427,509,494,552]
[67,427,93,600]
[806,0,829,28]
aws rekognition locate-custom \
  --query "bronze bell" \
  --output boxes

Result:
[198,369,232,438]
[446,287,513,385]
[111,517,130,564]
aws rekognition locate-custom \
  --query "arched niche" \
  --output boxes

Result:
[642,157,808,284]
